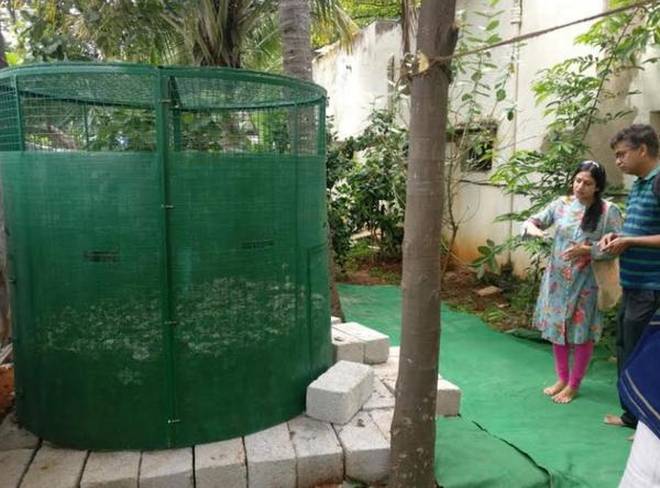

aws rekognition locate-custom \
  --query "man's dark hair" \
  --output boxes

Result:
[610,124,659,158]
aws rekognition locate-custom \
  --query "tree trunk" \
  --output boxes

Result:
[278,0,313,81]
[279,0,344,321]
[390,1,458,486]
[0,26,8,345]
[328,234,344,321]
[0,29,7,69]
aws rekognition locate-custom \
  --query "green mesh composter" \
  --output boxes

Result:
[0,63,331,450]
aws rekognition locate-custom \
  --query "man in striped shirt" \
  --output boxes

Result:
[599,124,660,429]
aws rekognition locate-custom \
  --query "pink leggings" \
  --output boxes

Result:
[553,342,594,389]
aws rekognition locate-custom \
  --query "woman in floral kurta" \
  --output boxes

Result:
[524,161,623,403]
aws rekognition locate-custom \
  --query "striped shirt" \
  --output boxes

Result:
[621,165,660,290]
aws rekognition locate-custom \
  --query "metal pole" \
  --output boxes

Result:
[12,76,24,151]
[154,70,179,446]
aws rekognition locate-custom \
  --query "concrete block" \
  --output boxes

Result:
[244,423,296,488]
[0,448,34,488]
[332,329,364,364]
[369,409,394,441]
[382,377,397,393]
[389,346,400,357]
[195,438,246,488]
[0,412,39,450]
[333,322,389,364]
[371,361,460,416]
[288,415,343,488]
[437,378,461,416]
[306,360,374,424]
[140,448,193,488]
[81,451,140,488]
[331,316,342,325]
[21,445,87,488]
[334,411,389,484]
[373,356,399,386]
[363,378,395,411]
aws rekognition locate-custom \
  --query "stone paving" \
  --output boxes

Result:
[0,320,461,487]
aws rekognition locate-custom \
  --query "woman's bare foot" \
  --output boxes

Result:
[543,380,567,396]
[552,385,578,404]
[603,414,625,426]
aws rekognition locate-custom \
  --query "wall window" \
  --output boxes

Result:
[449,122,497,172]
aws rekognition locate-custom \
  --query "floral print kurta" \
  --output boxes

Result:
[528,197,623,345]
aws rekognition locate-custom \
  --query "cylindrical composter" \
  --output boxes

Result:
[0,63,331,450]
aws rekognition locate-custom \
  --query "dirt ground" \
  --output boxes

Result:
[0,363,14,420]
[340,259,531,333]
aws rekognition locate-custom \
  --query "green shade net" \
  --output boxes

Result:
[339,284,631,488]
[0,63,331,450]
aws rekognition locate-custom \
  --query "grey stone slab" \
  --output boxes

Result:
[288,415,343,488]
[195,438,247,488]
[332,329,364,364]
[373,356,399,386]
[382,377,397,393]
[244,422,296,488]
[0,448,33,488]
[363,378,395,411]
[332,322,389,364]
[334,410,389,484]
[437,378,461,416]
[306,360,374,424]
[372,358,461,416]
[140,448,193,488]
[389,346,400,358]
[0,412,39,450]
[21,444,87,488]
[80,451,140,488]
[369,409,393,441]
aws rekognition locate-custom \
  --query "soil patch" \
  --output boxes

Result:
[0,363,14,421]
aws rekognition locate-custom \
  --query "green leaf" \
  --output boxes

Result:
[486,20,500,32]
[5,52,22,66]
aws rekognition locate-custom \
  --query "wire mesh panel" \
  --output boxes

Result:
[0,63,330,449]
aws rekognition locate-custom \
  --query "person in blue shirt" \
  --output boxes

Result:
[599,124,660,429]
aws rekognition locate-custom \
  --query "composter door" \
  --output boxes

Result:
[168,152,315,446]
[5,152,172,449]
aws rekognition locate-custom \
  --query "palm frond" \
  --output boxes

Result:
[312,0,358,47]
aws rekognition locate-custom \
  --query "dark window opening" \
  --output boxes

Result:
[449,123,497,172]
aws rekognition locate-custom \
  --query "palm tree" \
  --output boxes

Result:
[279,0,313,80]
[6,0,354,69]
[0,23,7,346]
[163,0,355,68]
[278,0,345,319]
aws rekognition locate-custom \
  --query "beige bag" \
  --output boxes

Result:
[592,202,622,311]
[593,258,622,310]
